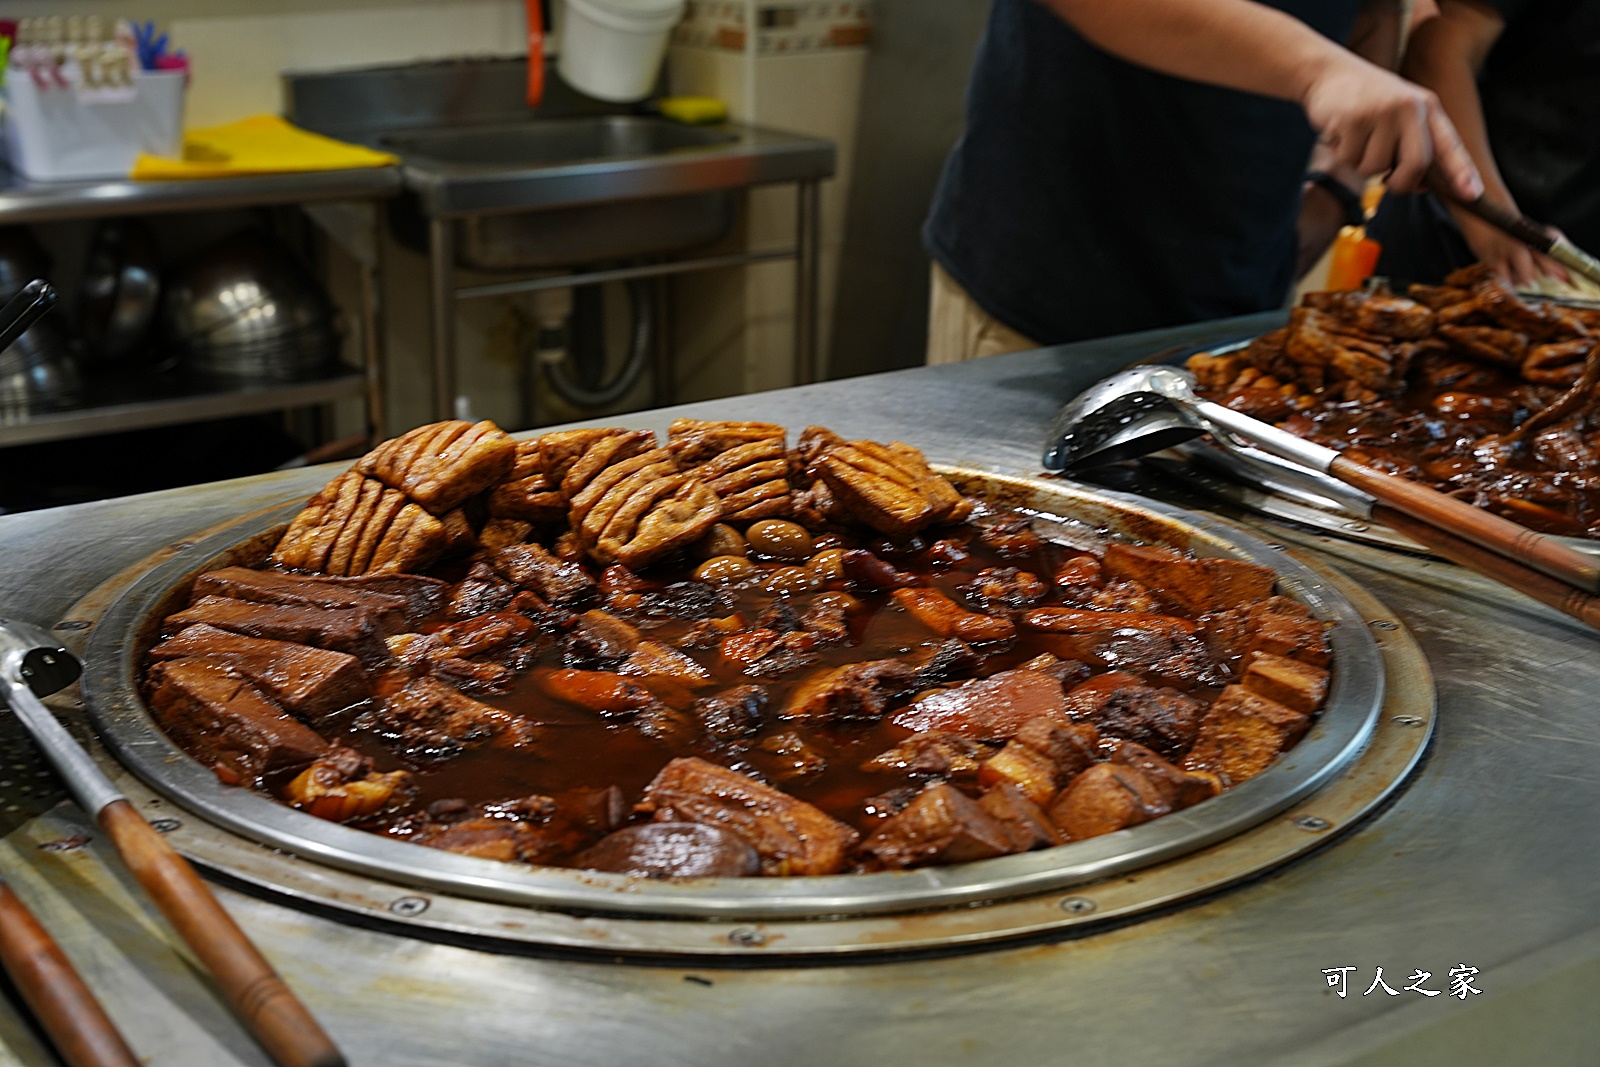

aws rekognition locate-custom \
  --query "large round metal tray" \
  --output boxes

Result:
[79,468,1387,925]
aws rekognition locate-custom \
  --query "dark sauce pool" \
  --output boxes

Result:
[246,512,1232,870]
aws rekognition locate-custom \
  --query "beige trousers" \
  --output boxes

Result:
[924,261,1039,365]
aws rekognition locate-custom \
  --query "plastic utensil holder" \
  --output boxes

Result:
[2,70,185,181]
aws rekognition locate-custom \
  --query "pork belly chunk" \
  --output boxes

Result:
[148,623,368,722]
[391,796,566,864]
[1086,683,1207,758]
[1181,685,1312,785]
[1240,651,1329,714]
[165,596,391,669]
[577,822,761,878]
[782,659,919,723]
[858,782,1015,870]
[637,757,859,876]
[487,543,597,606]
[978,782,1063,852]
[892,667,1069,739]
[370,676,539,758]
[147,660,328,785]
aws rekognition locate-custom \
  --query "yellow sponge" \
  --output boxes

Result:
[657,96,728,125]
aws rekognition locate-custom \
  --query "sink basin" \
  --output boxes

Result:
[382,116,739,169]
[287,60,834,270]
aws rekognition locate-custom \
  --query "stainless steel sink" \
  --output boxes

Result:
[381,116,740,168]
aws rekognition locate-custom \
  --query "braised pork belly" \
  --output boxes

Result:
[141,418,1333,877]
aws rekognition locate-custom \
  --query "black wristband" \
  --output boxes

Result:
[1305,171,1365,227]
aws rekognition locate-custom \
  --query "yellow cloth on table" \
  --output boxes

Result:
[131,115,398,179]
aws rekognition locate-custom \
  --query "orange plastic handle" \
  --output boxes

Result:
[526,0,544,108]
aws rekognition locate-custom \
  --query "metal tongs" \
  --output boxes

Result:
[1043,366,1600,630]
[0,618,345,1067]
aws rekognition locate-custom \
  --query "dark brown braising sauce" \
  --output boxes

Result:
[269,516,1234,870]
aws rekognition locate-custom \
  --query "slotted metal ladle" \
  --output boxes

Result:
[1042,365,1600,595]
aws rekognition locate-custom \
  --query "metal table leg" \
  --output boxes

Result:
[428,218,457,421]
[360,204,388,441]
[794,178,821,386]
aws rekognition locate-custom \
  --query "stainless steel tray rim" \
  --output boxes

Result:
[80,469,1385,921]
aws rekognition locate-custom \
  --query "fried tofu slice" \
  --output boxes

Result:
[541,428,657,500]
[1048,762,1172,840]
[358,420,516,514]
[1181,684,1312,785]
[1241,651,1329,714]
[670,420,793,521]
[858,782,1015,870]
[814,437,972,537]
[487,439,566,523]
[272,472,446,577]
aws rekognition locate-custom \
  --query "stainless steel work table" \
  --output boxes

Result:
[1,313,1596,1066]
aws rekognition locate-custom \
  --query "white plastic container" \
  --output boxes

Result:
[558,0,686,103]
[2,69,185,181]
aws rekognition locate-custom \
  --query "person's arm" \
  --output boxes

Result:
[1035,0,1482,199]
[1296,0,1406,278]
[1402,0,1565,284]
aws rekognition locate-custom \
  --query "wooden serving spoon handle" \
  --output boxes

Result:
[0,879,140,1067]
[97,801,345,1067]
[1331,455,1600,594]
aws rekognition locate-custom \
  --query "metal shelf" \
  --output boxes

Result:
[0,366,367,447]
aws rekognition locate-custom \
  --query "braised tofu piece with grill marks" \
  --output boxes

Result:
[149,623,368,723]
[358,419,516,514]
[1181,684,1312,785]
[147,659,328,785]
[488,439,566,524]
[638,757,859,876]
[857,782,1015,870]
[782,659,919,723]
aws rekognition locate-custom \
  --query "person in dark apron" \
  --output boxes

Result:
[923,0,1483,362]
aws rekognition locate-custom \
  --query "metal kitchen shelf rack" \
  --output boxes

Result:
[0,164,400,448]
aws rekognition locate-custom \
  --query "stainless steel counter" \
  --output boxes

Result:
[2,313,1597,1066]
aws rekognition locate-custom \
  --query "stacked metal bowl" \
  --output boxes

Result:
[162,231,339,383]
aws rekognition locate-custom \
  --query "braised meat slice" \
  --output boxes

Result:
[562,609,643,668]
[974,514,1047,558]
[781,659,919,723]
[892,587,1015,643]
[857,782,1015,870]
[166,596,391,669]
[1087,683,1206,757]
[1101,543,1276,615]
[892,667,1069,739]
[191,567,445,630]
[1106,740,1220,810]
[446,562,518,619]
[911,638,982,689]
[391,796,566,864]
[619,641,713,689]
[488,439,566,523]
[148,624,367,723]
[147,660,328,785]
[958,566,1047,610]
[488,543,596,606]
[576,822,761,878]
[637,757,859,876]
[693,684,769,740]
[370,676,539,758]
[719,628,820,678]
[978,782,1063,852]
[1048,763,1173,840]
[1181,684,1312,785]
[976,717,1099,805]
[539,668,662,718]
[1021,607,1197,638]
[860,731,988,778]
[357,419,516,514]
[282,746,412,822]
[1060,671,1144,717]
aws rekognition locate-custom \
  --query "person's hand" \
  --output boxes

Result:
[1452,210,1571,288]
[1300,51,1483,201]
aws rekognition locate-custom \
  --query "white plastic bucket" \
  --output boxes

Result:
[558,0,686,103]
[2,70,185,181]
